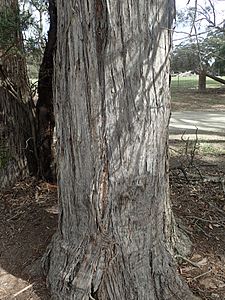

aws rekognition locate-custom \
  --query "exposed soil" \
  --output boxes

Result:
[171,88,225,112]
[0,149,225,299]
[0,179,58,300]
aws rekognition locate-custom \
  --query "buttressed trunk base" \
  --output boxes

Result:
[43,1,198,299]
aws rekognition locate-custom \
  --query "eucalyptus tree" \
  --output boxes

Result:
[43,1,198,299]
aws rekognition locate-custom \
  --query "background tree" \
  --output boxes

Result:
[43,1,197,299]
[0,0,56,186]
[172,31,225,75]
[173,1,225,91]
[19,0,48,79]
[0,0,38,187]
[172,42,201,73]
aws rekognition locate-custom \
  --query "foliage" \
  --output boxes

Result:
[20,0,49,75]
[0,1,49,80]
[0,7,20,49]
[173,2,225,75]
[172,43,201,73]
[172,30,225,75]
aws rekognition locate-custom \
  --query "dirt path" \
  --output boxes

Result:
[170,111,225,137]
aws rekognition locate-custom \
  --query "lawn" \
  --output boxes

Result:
[171,75,225,111]
[171,74,225,90]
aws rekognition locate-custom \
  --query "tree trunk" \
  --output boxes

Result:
[198,70,206,92]
[36,0,57,182]
[0,0,38,187]
[43,1,196,299]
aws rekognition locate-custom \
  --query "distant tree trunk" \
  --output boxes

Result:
[43,1,197,299]
[0,0,38,187]
[198,69,206,91]
[36,0,57,182]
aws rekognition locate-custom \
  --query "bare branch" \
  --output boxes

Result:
[190,0,198,36]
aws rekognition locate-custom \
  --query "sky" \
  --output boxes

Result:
[174,0,225,45]
[176,0,225,10]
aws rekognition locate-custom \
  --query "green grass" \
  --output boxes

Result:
[198,142,225,155]
[171,75,225,111]
[169,141,225,158]
[171,75,225,90]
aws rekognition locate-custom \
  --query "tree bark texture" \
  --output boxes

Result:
[0,0,38,187]
[44,1,196,299]
[36,0,57,182]
[198,70,206,92]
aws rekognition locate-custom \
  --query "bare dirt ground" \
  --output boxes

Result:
[172,88,225,112]
[0,179,58,300]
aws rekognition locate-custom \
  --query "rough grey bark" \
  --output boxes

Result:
[198,70,206,91]
[43,1,197,299]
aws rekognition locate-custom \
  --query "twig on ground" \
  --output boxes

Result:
[1,284,34,299]
[209,202,225,216]
[7,210,25,222]
[177,223,193,235]
[195,223,211,238]
[192,269,212,281]
[175,255,201,268]
[12,284,33,298]
[187,215,223,224]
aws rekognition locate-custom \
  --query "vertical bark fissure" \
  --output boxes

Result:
[94,0,110,226]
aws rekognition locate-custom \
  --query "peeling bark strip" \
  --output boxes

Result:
[44,1,197,299]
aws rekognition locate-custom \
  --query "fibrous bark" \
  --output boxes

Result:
[43,1,197,299]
